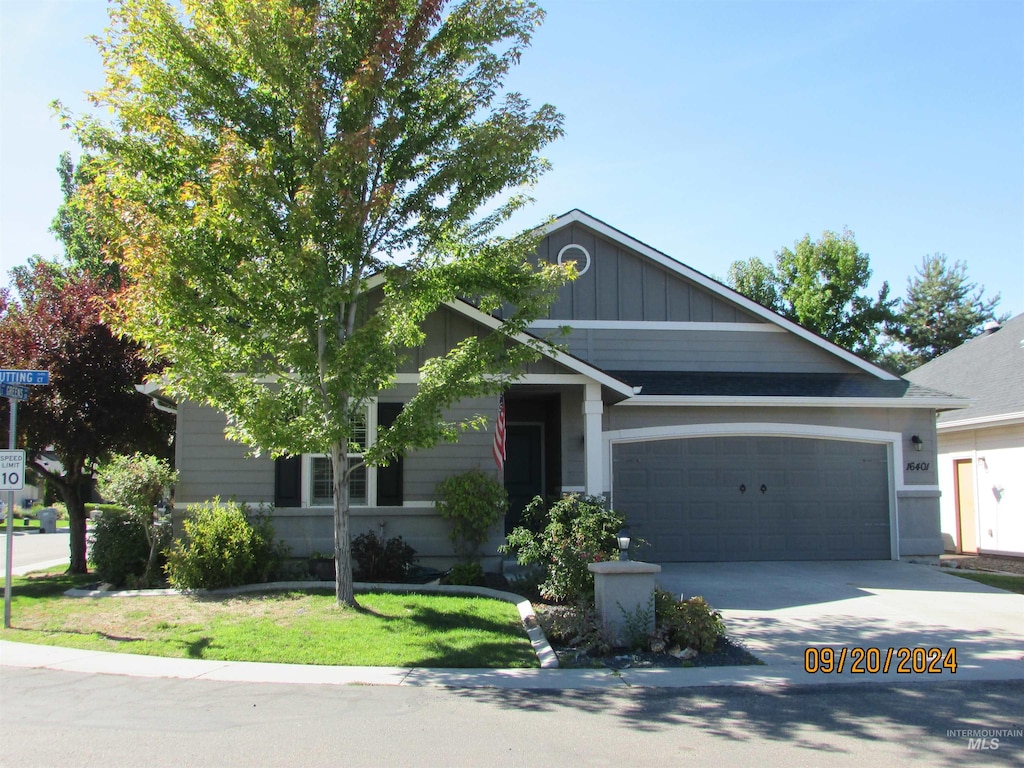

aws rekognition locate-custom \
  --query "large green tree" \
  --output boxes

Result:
[70,0,569,605]
[728,229,896,361]
[51,152,121,288]
[884,253,1005,372]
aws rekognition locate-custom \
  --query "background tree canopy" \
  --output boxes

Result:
[883,253,1006,373]
[0,261,173,573]
[728,229,896,363]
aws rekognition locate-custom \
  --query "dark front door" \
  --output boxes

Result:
[504,423,544,533]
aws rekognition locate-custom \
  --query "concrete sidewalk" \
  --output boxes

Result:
[2,559,1022,690]
[5,637,1017,690]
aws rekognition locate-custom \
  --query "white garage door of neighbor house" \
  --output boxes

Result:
[613,436,891,561]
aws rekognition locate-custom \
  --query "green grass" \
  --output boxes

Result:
[3,518,70,530]
[0,572,539,668]
[948,570,1024,595]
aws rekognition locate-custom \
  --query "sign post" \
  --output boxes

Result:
[2,369,48,628]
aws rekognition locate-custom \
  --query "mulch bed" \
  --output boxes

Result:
[491,572,764,670]
[943,554,1024,576]
[552,636,763,670]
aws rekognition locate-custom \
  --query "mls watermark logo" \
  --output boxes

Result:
[947,728,1022,751]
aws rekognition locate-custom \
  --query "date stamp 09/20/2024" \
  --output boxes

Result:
[803,646,958,674]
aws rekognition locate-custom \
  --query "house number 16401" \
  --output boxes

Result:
[905,462,930,472]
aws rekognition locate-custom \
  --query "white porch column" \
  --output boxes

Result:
[583,383,604,496]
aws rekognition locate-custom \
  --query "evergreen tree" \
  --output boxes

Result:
[886,253,1005,372]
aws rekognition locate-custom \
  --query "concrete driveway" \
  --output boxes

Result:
[656,560,1024,682]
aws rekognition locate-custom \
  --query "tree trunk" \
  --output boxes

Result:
[61,479,90,574]
[331,441,357,607]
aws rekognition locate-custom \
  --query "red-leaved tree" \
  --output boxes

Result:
[0,260,173,573]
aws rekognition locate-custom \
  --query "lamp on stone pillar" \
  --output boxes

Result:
[616,528,631,561]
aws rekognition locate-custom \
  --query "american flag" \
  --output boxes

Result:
[492,394,506,474]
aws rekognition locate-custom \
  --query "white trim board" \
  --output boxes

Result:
[392,372,597,386]
[527,320,784,333]
[938,411,1024,432]
[543,210,902,382]
[443,299,635,397]
[618,395,967,409]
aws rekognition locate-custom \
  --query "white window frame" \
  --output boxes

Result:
[301,399,378,508]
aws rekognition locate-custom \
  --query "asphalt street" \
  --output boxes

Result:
[1,668,1021,767]
[0,527,74,575]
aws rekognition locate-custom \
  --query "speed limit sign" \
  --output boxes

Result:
[0,450,25,491]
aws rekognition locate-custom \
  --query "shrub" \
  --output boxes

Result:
[88,509,151,587]
[351,531,416,582]
[500,494,623,604]
[435,470,508,561]
[653,589,726,654]
[164,499,287,589]
[533,603,614,656]
[96,453,177,516]
[95,454,178,585]
[446,560,486,586]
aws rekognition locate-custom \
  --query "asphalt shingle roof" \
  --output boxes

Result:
[607,371,951,400]
[903,313,1024,424]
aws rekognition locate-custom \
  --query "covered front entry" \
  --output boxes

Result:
[613,435,891,561]
[503,393,562,533]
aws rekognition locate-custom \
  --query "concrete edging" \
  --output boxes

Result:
[64,579,559,669]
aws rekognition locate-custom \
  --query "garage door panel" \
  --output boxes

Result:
[650,469,683,489]
[650,502,679,524]
[613,436,891,561]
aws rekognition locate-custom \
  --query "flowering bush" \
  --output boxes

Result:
[500,494,623,603]
[653,589,726,654]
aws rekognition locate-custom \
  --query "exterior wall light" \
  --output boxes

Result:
[616,528,631,561]
[911,435,923,452]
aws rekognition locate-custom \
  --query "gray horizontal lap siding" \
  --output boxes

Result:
[402,396,499,501]
[175,402,275,504]
[552,328,858,374]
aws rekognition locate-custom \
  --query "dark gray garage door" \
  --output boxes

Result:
[613,436,891,561]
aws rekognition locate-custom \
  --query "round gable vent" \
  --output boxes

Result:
[557,243,591,276]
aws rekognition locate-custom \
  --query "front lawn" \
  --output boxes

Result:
[0,572,539,668]
[2,518,70,530]
[947,570,1024,595]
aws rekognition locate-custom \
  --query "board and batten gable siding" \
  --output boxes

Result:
[398,305,484,374]
[534,223,763,324]
[175,401,275,505]
[527,223,863,375]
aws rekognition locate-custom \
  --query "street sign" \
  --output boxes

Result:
[0,383,29,401]
[0,370,49,385]
[0,450,25,491]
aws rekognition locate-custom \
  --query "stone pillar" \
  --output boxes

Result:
[588,560,661,647]
[583,383,604,496]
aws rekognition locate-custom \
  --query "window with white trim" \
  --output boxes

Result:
[305,403,374,507]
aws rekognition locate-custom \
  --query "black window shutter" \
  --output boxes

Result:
[274,455,302,508]
[376,403,404,506]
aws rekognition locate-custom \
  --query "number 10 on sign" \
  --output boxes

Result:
[0,450,25,490]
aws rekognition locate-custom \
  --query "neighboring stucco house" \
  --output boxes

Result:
[170,210,962,566]
[904,313,1024,557]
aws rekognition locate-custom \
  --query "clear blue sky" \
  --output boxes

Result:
[2,0,1022,316]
